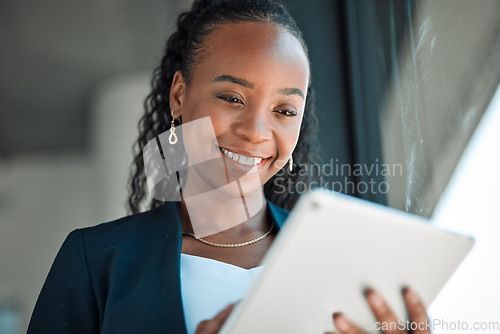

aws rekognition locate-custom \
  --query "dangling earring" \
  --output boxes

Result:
[169,110,178,145]
[289,154,293,172]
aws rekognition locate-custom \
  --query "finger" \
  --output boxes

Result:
[195,320,216,334]
[212,303,235,325]
[365,289,403,334]
[333,313,364,334]
[195,304,235,334]
[403,288,430,334]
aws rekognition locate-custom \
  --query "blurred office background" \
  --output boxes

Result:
[0,0,499,332]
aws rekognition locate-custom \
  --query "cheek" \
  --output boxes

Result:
[181,98,228,134]
[283,118,303,151]
[271,122,302,169]
[180,97,207,123]
[208,113,233,138]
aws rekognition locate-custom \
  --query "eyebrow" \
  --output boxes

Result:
[211,74,304,99]
[212,75,254,88]
[277,87,304,99]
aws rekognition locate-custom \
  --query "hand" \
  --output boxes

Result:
[332,288,430,334]
[194,303,235,334]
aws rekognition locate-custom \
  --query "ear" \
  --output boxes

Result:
[170,70,186,119]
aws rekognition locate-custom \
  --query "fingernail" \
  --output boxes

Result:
[334,313,350,332]
[368,290,384,308]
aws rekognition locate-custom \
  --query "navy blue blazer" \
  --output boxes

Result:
[27,200,289,334]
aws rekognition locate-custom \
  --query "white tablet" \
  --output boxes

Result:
[219,189,474,334]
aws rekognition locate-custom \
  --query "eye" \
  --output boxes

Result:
[218,95,244,105]
[275,109,298,117]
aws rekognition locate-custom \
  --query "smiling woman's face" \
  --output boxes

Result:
[170,21,309,191]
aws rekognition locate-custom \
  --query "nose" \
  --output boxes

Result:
[233,107,272,143]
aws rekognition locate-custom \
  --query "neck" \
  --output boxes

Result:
[179,186,268,238]
[178,162,269,238]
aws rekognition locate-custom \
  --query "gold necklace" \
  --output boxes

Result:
[183,224,274,248]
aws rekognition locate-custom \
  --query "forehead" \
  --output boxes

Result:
[192,21,310,90]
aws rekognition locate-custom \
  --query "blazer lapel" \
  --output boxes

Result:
[267,199,290,229]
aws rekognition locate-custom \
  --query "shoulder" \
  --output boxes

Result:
[81,203,167,237]
[77,202,180,257]
[29,202,183,332]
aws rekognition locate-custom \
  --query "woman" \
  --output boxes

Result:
[28,0,430,333]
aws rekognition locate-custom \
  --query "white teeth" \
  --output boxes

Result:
[220,147,263,166]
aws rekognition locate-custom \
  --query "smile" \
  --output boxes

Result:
[220,147,263,166]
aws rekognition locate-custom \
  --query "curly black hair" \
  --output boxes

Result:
[127,0,321,214]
